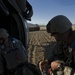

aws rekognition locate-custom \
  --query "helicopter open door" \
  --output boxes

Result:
[0,0,33,49]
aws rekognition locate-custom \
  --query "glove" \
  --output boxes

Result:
[51,60,64,71]
[51,61,61,70]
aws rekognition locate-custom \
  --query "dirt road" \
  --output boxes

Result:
[28,30,56,65]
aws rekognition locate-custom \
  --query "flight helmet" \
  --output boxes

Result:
[46,15,72,34]
[0,28,9,39]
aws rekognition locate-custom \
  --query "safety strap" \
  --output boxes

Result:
[65,48,73,67]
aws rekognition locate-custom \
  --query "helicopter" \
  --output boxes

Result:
[0,0,33,49]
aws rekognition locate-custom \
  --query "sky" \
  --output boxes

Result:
[27,0,75,25]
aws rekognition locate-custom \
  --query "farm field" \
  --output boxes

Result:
[28,30,57,65]
[28,25,75,65]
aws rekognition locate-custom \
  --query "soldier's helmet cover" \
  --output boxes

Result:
[46,15,72,34]
[0,28,9,39]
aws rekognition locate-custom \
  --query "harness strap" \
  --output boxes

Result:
[65,49,73,66]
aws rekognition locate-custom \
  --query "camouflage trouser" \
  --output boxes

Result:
[50,66,75,75]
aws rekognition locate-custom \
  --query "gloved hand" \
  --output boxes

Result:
[51,61,61,70]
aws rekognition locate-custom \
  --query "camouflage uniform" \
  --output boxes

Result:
[0,38,28,75]
[46,15,75,75]
[49,31,75,75]
[0,28,42,75]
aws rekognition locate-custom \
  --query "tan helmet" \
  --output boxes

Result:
[46,15,72,34]
[0,28,9,39]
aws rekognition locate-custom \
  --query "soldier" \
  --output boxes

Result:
[0,28,42,75]
[46,15,75,75]
[0,28,28,75]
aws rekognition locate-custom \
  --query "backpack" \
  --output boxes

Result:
[1,38,42,75]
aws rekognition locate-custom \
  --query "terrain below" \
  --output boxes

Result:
[28,30,57,65]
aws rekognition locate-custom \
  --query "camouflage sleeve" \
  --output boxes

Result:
[13,38,28,53]
[17,40,28,56]
[52,42,65,62]
[47,42,61,63]
[52,44,61,60]
[14,39,28,61]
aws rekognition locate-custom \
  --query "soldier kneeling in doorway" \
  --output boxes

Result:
[0,28,42,75]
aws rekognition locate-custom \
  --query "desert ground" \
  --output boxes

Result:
[28,26,57,65]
